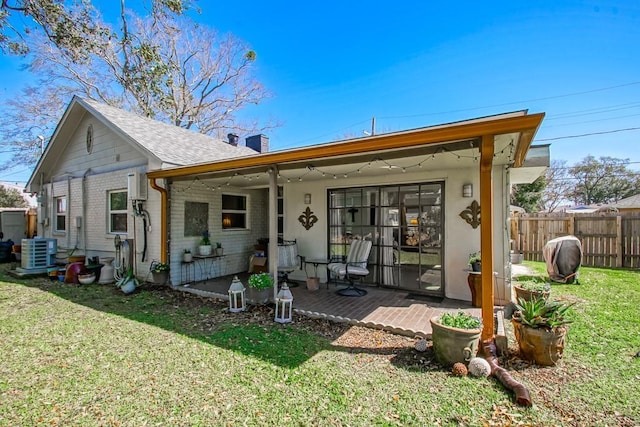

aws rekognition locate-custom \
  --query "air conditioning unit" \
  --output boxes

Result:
[20,238,57,273]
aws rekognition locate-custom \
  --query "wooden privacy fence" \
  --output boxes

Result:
[511,213,640,269]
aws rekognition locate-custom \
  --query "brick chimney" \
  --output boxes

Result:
[227,133,239,146]
[246,134,269,153]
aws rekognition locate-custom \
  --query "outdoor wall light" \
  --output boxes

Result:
[304,193,311,204]
[228,276,246,313]
[463,183,473,198]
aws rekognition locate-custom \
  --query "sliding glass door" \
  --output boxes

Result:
[328,182,444,295]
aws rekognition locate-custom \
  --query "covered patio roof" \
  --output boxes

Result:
[147,110,546,342]
[147,111,544,184]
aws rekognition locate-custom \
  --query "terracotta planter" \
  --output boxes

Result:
[513,285,550,302]
[512,319,567,366]
[430,316,482,366]
[306,277,320,291]
[467,273,482,307]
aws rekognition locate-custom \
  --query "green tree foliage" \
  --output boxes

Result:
[0,0,188,56]
[0,185,28,207]
[0,1,273,170]
[569,156,639,205]
[511,175,545,213]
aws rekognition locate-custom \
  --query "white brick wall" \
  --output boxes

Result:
[44,168,162,280]
[168,180,269,284]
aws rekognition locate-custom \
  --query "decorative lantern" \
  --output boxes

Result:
[274,282,293,323]
[228,276,246,312]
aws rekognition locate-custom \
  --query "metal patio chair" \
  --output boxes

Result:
[328,239,372,297]
[277,239,303,286]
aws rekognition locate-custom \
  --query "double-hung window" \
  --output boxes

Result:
[55,196,67,232]
[109,190,128,233]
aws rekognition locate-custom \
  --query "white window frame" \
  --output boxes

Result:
[222,193,249,230]
[55,196,67,232]
[108,190,128,234]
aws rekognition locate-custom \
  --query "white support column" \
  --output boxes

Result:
[268,167,279,302]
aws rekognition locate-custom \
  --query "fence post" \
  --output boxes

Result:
[616,215,623,268]
[568,216,575,235]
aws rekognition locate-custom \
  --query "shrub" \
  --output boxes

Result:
[248,272,274,289]
[438,311,481,329]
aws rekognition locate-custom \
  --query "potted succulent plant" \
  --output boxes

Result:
[183,248,193,263]
[511,297,574,366]
[247,272,274,305]
[215,242,223,256]
[150,261,170,285]
[115,269,140,294]
[430,311,482,366]
[199,231,212,256]
[468,251,481,272]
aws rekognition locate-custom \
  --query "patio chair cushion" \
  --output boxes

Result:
[327,239,372,278]
[278,240,300,271]
[327,263,369,277]
[345,238,372,269]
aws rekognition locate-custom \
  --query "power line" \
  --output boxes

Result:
[545,102,640,120]
[535,127,640,142]
[279,80,640,148]
[542,112,640,129]
[378,81,640,120]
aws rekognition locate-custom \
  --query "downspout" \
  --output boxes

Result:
[67,175,72,250]
[479,134,495,342]
[82,169,91,257]
[39,173,45,238]
[149,178,168,263]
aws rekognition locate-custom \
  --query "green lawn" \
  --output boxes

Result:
[0,263,638,426]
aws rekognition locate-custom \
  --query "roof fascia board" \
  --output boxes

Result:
[27,96,83,189]
[147,113,545,180]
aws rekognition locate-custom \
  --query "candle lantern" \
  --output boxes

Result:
[228,276,246,312]
[274,282,294,323]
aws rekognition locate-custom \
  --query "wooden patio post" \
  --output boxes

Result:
[268,167,279,302]
[480,134,495,342]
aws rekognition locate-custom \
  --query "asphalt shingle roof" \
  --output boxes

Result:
[80,97,258,167]
[606,193,640,209]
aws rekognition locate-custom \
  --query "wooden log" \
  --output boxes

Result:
[482,340,532,407]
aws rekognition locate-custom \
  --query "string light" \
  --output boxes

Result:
[169,139,498,193]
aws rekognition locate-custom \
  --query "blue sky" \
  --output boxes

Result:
[1,0,639,183]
